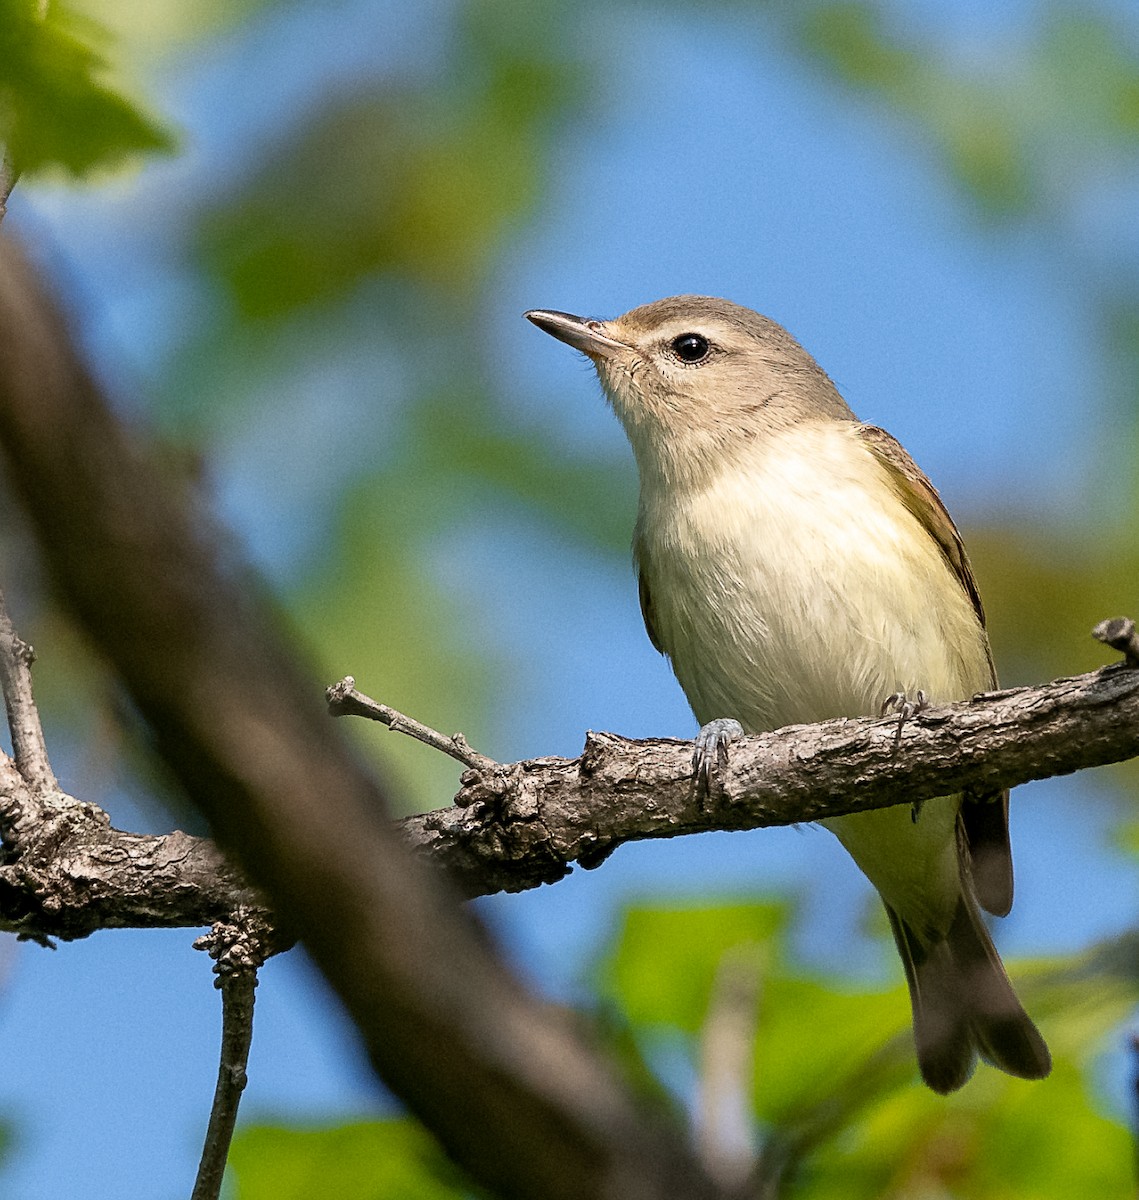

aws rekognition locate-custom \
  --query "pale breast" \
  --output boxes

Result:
[636,421,992,733]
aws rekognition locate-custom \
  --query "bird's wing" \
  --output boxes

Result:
[858,423,1013,916]
[634,543,664,655]
[857,424,988,636]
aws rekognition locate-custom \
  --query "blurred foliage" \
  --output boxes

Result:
[597,901,1139,1198]
[230,902,1139,1197]
[794,3,1139,220]
[0,0,172,176]
[228,1119,478,1200]
[198,0,585,321]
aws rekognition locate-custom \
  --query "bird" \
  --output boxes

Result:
[524,295,1050,1093]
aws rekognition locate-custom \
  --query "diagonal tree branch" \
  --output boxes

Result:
[0,584,267,942]
[0,236,728,1200]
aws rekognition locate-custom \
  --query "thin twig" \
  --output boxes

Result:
[191,912,269,1200]
[326,676,499,772]
[0,589,59,795]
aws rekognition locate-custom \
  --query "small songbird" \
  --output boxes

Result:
[525,296,1050,1093]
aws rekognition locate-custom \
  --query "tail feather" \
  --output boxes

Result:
[886,898,1051,1094]
[959,790,1014,917]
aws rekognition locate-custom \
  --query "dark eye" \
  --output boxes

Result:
[671,333,710,363]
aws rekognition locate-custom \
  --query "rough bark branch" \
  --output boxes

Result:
[0,589,58,796]
[392,659,1139,898]
[0,586,265,943]
[328,675,497,771]
[191,912,269,1200]
[0,651,1132,938]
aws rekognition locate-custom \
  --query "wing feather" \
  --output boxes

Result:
[634,543,664,656]
[858,424,1013,916]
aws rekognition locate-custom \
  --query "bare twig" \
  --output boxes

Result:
[327,677,498,772]
[0,589,59,796]
[0,757,267,940]
[1094,617,1139,669]
[0,589,267,944]
[191,911,270,1200]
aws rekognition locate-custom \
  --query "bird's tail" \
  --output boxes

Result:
[886,897,1051,1094]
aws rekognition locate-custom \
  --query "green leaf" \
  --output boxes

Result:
[752,976,911,1124]
[0,0,173,176]
[599,901,788,1033]
[802,1061,1133,1200]
[228,1119,474,1200]
[766,938,1139,1196]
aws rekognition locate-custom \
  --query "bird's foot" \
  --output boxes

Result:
[692,717,744,798]
[880,690,928,821]
[880,689,928,722]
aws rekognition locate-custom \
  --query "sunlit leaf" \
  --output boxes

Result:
[228,1119,474,1200]
[0,0,173,176]
[599,901,788,1033]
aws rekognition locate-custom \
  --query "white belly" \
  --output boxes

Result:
[636,422,990,933]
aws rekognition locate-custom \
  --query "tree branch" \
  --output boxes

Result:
[191,912,269,1200]
[0,237,728,1200]
[394,658,1139,898]
[696,945,761,1190]
[327,676,497,771]
[0,585,266,942]
[0,588,59,797]
[0,652,1133,937]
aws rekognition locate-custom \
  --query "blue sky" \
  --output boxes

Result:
[4,2,1139,1196]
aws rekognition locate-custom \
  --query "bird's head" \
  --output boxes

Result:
[525,295,851,486]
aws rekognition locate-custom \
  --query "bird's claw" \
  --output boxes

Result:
[880,689,928,721]
[881,690,929,820]
[692,717,744,798]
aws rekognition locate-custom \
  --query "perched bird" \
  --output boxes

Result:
[525,296,1050,1093]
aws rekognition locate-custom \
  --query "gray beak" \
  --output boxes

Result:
[524,309,628,359]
